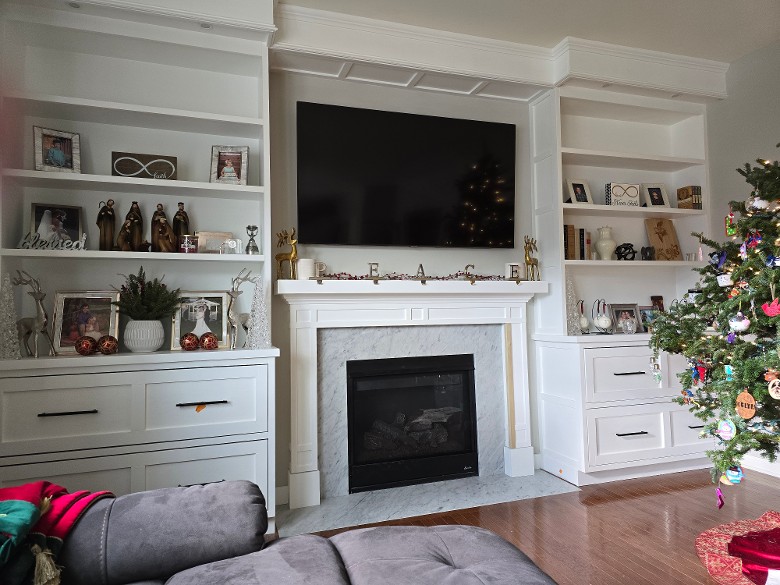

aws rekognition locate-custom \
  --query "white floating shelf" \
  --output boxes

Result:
[0,248,265,262]
[2,170,263,200]
[562,202,704,219]
[564,259,703,268]
[4,92,263,138]
[561,147,705,172]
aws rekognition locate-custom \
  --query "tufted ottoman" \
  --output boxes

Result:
[168,524,557,585]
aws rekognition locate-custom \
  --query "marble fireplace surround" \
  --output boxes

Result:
[276,279,549,509]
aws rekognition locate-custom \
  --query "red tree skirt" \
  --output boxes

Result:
[696,511,780,585]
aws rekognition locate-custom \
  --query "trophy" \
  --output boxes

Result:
[245,225,260,255]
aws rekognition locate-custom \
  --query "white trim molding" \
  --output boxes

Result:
[276,279,548,508]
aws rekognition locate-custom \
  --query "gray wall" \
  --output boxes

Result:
[269,71,532,492]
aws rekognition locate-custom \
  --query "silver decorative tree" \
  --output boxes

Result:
[565,277,581,336]
[0,273,21,359]
[245,276,271,349]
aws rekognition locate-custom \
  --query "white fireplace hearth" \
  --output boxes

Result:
[276,279,548,509]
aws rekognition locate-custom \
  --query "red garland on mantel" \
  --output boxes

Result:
[318,271,506,281]
[696,510,780,585]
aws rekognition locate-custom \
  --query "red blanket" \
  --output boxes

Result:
[0,481,113,585]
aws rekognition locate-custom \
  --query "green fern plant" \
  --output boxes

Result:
[113,266,181,320]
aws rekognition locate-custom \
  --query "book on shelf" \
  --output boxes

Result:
[562,224,591,260]
[563,224,576,260]
[677,185,702,209]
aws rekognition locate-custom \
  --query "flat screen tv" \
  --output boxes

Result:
[296,102,516,248]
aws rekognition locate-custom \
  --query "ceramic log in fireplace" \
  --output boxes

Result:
[347,354,478,493]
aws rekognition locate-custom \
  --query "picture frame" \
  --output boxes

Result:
[606,183,641,207]
[172,291,230,349]
[210,146,248,185]
[609,303,645,334]
[34,126,81,173]
[30,203,84,243]
[194,230,234,254]
[638,305,659,332]
[566,180,593,204]
[642,183,670,208]
[650,295,665,312]
[52,291,120,354]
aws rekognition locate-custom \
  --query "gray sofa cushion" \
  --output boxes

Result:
[60,480,267,585]
[165,534,350,585]
[330,525,557,584]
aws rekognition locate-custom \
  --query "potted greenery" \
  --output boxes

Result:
[113,267,181,352]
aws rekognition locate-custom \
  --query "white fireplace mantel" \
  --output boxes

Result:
[276,279,549,509]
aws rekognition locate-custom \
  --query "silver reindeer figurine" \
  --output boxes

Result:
[13,270,56,357]
[227,268,255,350]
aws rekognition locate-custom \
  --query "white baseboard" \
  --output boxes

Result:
[277,485,289,506]
[742,453,780,478]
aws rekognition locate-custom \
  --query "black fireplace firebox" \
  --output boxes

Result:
[346,354,478,493]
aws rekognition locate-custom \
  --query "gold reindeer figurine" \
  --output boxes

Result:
[275,228,298,279]
[524,236,540,281]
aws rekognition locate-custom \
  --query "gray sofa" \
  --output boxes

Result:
[59,480,557,585]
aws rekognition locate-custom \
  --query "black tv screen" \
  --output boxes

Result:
[296,102,516,248]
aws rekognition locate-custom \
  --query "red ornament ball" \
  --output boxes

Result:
[75,335,98,356]
[199,332,219,350]
[97,335,119,355]
[180,332,200,351]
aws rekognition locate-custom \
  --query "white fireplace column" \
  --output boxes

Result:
[276,279,548,509]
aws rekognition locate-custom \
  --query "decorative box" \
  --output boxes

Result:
[605,183,640,206]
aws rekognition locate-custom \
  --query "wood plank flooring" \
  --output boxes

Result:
[315,469,780,584]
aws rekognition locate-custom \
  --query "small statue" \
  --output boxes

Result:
[96,199,116,251]
[154,217,177,253]
[173,201,190,239]
[523,236,540,281]
[246,225,260,255]
[227,268,254,349]
[615,243,637,261]
[125,201,143,252]
[151,203,167,252]
[641,246,656,261]
[12,271,56,357]
[117,219,133,252]
[274,228,298,279]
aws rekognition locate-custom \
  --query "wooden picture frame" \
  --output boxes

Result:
[34,126,81,173]
[30,203,84,243]
[52,291,120,354]
[645,218,683,260]
[210,146,248,185]
[172,291,230,349]
[609,303,645,333]
[642,183,670,208]
[566,180,593,204]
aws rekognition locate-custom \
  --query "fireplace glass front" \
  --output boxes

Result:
[346,354,478,493]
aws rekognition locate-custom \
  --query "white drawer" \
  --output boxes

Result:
[669,408,710,450]
[1,375,134,443]
[587,404,667,467]
[146,366,267,433]
[0,439,268,499]
[585,346,664,403]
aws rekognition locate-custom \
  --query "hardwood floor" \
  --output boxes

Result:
[315,469,780,584]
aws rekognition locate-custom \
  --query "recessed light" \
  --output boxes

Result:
[200,22,212,29]
[68,2,81,7]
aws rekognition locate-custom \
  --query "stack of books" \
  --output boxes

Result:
[563,224,592,260]
[677,185,702,209]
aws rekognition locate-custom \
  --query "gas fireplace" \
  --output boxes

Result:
[346,354,478,493]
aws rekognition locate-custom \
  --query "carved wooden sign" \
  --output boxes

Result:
[111,152,177,180]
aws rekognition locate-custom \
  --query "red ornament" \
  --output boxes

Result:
[199,332,219,350]
[97,335,119,355]
[75,335,98,356]
[180,332,200,351]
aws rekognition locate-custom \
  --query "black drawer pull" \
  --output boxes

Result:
[615,431,648,437]
[175,400,229,408]
[613,371,646,376]
[38,409,99,417]
[688,425,705,429]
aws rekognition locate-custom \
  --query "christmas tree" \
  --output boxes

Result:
[651,144,780,483]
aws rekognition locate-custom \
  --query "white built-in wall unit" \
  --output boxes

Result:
[0,1,279,528]
[270,5,730,496]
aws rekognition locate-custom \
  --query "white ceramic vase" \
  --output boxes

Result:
[123,319,165,353]
[595,226,617,260]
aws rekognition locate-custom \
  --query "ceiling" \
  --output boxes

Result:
[277,0,780,63]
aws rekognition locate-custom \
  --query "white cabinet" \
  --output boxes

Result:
[0,349,279,528]
[535,335,712,485]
